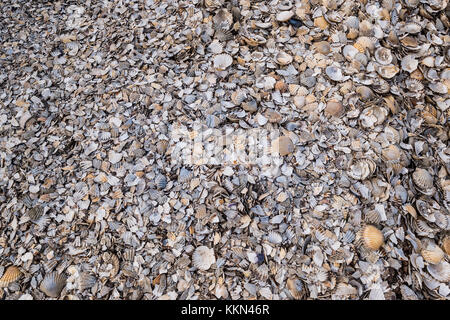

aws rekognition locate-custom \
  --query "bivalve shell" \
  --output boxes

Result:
[412,168,435,195]
[360,225,384,251]
[40,272,67,298]
[213,54,233,71]
[192,246,216,271]
[0,266,22,287]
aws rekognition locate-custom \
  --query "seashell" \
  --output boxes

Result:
[178,168,193,183]
[213,54,233,71]
[401,55,418,73]
[40,272,67,298]
[354,36,375,53]
[364,210,381,224]
[0,266,22,287]
[428,82,448,94]
[420,241,445,264]
[286,278,304,299]
[267,231,282,244]
[314,16,329,29]
[374,47,393,65]
[276,10,294,22]
[356,86,374,101]
[213,9,233,31]
[400,285,419,300]
[42,260,58,273]
[155,174,167,190]
[359,225,384,251]
[347,159,376,181]
[255,264,269,281]
[376,64,400,79]
[275,51,292,65]
[231,90,247,105]
[312,41,330,55]
[412,168,435,195]
[156,140,169,154]
[278,0,293,10]
[415,199,435,223]
[79,273,97,291]
[443,235,450,256]
[324,100,344,117]
[343,45,359,60]
[192,246,216,271]
[271,136,295,156]
[359,106,388,128]
[382,145,402,162]
[427,261,450,283]
[326,66,348,82]
[27,205,44,221]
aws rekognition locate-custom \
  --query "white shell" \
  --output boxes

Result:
[192,246,216,271]
[213,54,233,70]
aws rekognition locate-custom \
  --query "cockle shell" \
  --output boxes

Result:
[213,54,233,71]
[0,266,22,287]
[360,225,384,250]
[376,64,400,79]
[401,55,418,73]
[40,272,67,298]
[79,273,97,291]
[427,261,450,282]
[412,168,435,195]
[192,246,216,271]
[347,159,376,181]
[325,66,348,82]
[421,241,445,264]
[286,278,304,299]
[275,51,293,65]
[324,100,344,117]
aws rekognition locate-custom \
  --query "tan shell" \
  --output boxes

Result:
[421,242,445,264]
[381,145,402,162]
[286,278,304,299]
[0,266,22,287]
[443,235,450,256]
[361,225,384,250]
[314,16,329,29]
[427,261,450,282]
[275,51,293,65]
[272,136,295,156]
[324,100,344,117]
[376,64,400,79]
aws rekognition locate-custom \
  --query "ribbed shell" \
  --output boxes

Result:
[443,236,450,256]
[42,260,58,273]
[412,168,434,195]
[421,243,445,264]
[361,225,384,250]
[287,278,304,299]
[0,266,22,287]
[27,205,44,221]
[79,273,97,291]
[40,272,67,298]
[427,261,450,282]
[192,246,216,271]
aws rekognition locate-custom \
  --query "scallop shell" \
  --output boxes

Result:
[376,64,400,79]
[343,45,359,60]
[364,210,381,224]
[155,174,167,190]
[412,168,435,195]
[79,273,97,291]
[213,8,233,30]
[42,260,58,273]
[427,261,450,282]
[443,236,450,256]
[421,242,445,264]
[374,47,393,65]
[192,246,216,271]
[360,225,384,250]
[213,54,233,71]
[381,145,402,162]
[0,266,22,287]
[27,205,44,221]
[347,159,376,181]
[40,272,67,298]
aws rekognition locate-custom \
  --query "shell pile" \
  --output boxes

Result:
[0,0,449,300]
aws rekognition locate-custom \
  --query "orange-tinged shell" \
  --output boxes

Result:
[421,244,445,264]
[443,236,450,256]
[0,266,22,287]
[361,225,384,250]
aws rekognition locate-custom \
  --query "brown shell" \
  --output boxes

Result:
[421,244,445,264]
[443,235,450,256]
[412,168,434,195]
[0,266,22,287]
[361,225,384,250]
[286,278,304,299]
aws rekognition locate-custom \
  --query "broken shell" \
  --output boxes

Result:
[427,261,450,282]
[443,236,450,256]
[286,278,304,299]
[326,66,347,82]
[79,273,97,291]
[275,51,293,65]
[376,64,400,79]
[401,55,418,73]
[360,225,384,251]
[40,272,67,298]
[213,54,233,71]
[0,266,22,287]
[192,246,216,271]
[276,11,294,22]
[348,159,377,181]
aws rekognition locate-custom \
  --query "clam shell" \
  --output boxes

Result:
[276,10,294,22]
[40,272,67,298]
[267,231,283,244]
[275,51,293,65]
[0,266,22,287]
[192,246,216,271]
[326,66,348,82]
[400,285,419,300]
[401,55,418,73]
[155,174,167,190]
[271,136,295,156]
[42,260,58,273]
[376,64,400,79]
[364,210,381,224]
[360,225,384,250]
